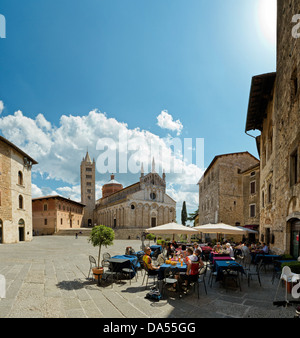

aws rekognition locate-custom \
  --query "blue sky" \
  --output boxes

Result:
[0,0,277,221]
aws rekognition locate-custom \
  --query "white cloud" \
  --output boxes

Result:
[0,101,4,114]
[156,110,183,136]
[31,183,58,198]
[0,108,204,214]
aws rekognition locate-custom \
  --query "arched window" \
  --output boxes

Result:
[19,195,23,209]
[18,171,23,185]
[18,219,25,226]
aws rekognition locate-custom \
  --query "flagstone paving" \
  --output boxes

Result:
[0,236,297,318]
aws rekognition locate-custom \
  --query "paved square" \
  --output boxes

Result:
[0,236,297,318]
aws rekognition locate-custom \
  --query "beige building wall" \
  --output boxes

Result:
[245,1,300,256]
[273,0,300,254]
[242,164,260,229]
[0,137,37,244]
[198,152,260,228]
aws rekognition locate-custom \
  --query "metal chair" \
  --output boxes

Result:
[88,255,97,280]
[104,262,121,285]
[196,265,208,298]
[162,267,179,298]
[142,264,158,289]
[122,261,138,285]
[208,263,217,287]
[245,259,263,287]
[272,261,282,284]
[222,263,242,291]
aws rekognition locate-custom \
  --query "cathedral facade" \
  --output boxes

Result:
[80,154,176,238]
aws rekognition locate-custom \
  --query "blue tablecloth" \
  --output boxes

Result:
[158,263,187,280]
[150,245,162,255]
[110,255,140,278]
[214,260,245,282]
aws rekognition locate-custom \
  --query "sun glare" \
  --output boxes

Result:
[257,0,277,47]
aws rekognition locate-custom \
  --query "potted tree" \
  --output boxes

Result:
[88,225,115,281]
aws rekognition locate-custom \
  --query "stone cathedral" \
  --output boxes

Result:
[80,153,176,239]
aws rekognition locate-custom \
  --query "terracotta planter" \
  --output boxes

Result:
[92,267,104,280]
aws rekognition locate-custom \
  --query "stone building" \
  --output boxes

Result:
[0,135,37,244]
[245,0,300,256]
[94,161,176,239]
[197,152,260,239]
[32,195,85,235]
[80,152,95,227]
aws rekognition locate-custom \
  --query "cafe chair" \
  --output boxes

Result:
[122,261,138,285]
[272,261,282,284]
[245,259,263,287]
[196,265,208,298]
[104,262,121,285]
[222,263,242,292]
[162,267,179,298]
[208,263,217,288]
[102,252,111,268]
[152,249,161,261]
[142,264,158,290]
[88,255,97,280]
[137,256,145,277]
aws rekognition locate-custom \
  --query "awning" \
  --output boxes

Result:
[244,224,259,229]
[245,72,276,132]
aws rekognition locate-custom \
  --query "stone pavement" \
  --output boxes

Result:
[0,236,298,318]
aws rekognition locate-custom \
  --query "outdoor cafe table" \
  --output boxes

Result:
[158,262,187,280]
[214,260,245,282]
[254,254,281,265]
[107,255,140,279]
[212,256,233,264]
[209,252,230,262]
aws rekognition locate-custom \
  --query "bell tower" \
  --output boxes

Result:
[80,151,95,227]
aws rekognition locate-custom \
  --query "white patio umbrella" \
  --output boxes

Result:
[236,226,258,234]
[145,222,198,240]
[194,223,247,235]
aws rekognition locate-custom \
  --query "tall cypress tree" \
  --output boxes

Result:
[181,201,187,226]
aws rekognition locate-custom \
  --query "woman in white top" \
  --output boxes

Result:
[225,243,235,258]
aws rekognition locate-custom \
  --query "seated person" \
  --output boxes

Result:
[180,248,204,289]
[224,243,235,258]
[261,243,269,254]
[193,242,202,253]
[172,240,179,249]
[167,242,175,257]
[143,247,160,275]
[212,242,222,253]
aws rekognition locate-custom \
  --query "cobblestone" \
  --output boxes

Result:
[0,236,298,318]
